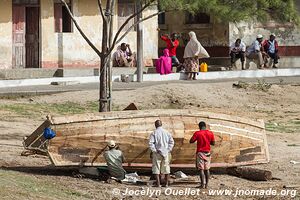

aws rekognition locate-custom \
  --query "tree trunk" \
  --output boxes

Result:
[99,56,108,112]
[99,0,114,112]
[107,0,115,111]
[99,19,109,112]
[227,167,273,181]
[136,0,144,82]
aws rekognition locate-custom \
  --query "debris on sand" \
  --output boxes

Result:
[174,171,188,179]
[233,80,272,92]
[290,160,300,164]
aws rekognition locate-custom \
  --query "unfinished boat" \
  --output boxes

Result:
[23,109,269,168]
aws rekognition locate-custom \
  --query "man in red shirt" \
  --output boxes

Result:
[190,121,215,188]
[160,33,180,66]
[262,33,279,68]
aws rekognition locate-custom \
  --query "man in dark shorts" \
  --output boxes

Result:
[190,121,215,188]
[229,38,246,70]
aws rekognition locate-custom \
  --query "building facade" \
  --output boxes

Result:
[159,11,229,59]
[159,3,300,64]
[0,0,158,69]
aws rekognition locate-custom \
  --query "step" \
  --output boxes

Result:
[0,69,57,80]
[55,68,99,77]
[1,68,299,88]
[145,66,177,74]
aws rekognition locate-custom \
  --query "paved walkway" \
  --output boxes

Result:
[0,76,299,96]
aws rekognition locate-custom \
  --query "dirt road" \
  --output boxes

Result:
[0,79,299,199]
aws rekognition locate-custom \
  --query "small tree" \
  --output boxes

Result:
[60,0,299,112]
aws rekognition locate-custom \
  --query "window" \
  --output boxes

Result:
[185,12,210,24]
[118,0,136,31]
[158,13,165,24]
[54,0,72,33]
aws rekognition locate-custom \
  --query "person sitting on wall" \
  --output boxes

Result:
[229,38,246,70]
[262,33,279,68]
[113,43,136,67]
[155,49,172,75]
[160,33,180,67]
[246,34,269,69]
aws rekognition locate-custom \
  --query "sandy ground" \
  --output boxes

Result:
[0,80,299,199]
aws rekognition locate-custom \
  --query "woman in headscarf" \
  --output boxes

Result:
[183,31,209,80]
[155,49,172,75]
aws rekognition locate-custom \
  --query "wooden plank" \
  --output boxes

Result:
[25,109,269,168]
[23,120,50,148]
[50,110,265,128]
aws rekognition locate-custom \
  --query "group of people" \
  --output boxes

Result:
[112,32,279,80]
[230,33,279,70]
[103,120,215,188]
[156,31,210,80]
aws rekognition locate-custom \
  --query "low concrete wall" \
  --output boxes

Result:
[203,56,300,69]
[1,68,299,88]
[0,69,58,80]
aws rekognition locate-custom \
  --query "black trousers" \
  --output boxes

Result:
[268,52,279,64]
[230,51,245,64]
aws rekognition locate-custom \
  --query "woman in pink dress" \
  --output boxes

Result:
[156,49,172,75]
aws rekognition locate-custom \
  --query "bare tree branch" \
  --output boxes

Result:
[115,11,165,45]
[59,0,102,56]
[108,0,115,48]
[97,0,106,21]
[107,0,155,56]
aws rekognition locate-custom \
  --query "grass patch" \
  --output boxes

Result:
[0,101,126,118]
[112,104,122,111]
[0,169,91,200]
[233,80,272,92]
[287,144,300,147]
[265,120,300,133]
[0,101,100,118]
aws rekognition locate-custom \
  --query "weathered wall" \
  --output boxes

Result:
[41,0,102,68]
[113,4,158,66]
[229,2,300,56]
[0,0,12,69]
[161,4,300,58]
[0,0,158,69]
[159,11,229,58]
[143,5,158,63]
[41,0,158,68]
[229,21,300,56]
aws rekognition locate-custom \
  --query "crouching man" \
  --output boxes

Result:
[103,140,126,181]
[190,121,215,188]
[149,120,174,187]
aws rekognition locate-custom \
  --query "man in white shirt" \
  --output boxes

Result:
[246,34,268,69]
[230,39,246,70]
[149,120,174,187]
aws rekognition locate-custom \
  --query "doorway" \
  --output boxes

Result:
[12,1,40,68]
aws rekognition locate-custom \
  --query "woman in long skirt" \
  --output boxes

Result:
[183,32,209,80]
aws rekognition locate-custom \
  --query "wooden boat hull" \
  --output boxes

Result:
[24,109,269,168]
